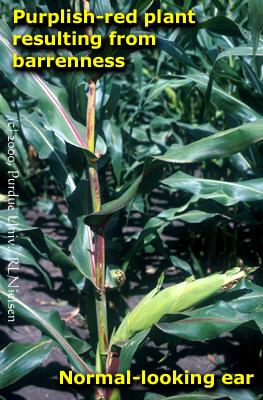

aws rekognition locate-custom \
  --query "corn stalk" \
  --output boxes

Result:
[84,2,109,398]
[86,80,109,362]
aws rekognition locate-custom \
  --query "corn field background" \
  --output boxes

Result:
[0,0,263,399]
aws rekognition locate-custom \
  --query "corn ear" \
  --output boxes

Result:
[126,273,164,319]
[112,267,250,345]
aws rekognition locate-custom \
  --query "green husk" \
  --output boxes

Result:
[112,267,250,344]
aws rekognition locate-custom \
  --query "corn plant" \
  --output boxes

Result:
[0,1,263,400]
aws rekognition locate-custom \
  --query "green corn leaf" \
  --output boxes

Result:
[45,0,71,13]
[162,171,263,206]
[135,207,222,247]
[0,244,52,289]
[216,46,263,61]
[154,35,196,68]
[144,388,258,400]
[206,46,263,107]
[0,209,32,233]
[85,120,263,228]
[138,32,196,68]
[4,115,93,287]
[146,72,260,120]
[248,0,263,59]
[169,256,193,275]
[145,394,223,400]
[128,0,154,13]
[84,159,164,228]
[0,32,86,151]
[0,338,55,389]
[198,16,245,37]
[103,121,123,185]
[91,0,112,15]
[0,28,105,158]
[172,210,221,223]
[118,329,150,373]
[0,275,93,374]
[157,300,263,341]
[23,0,38,13]
[0,94,10,113]
[84,175,143,228]
[108,389,122,400]
[19,112,76,197]
[155,121,263,163]
[70,220,95,284]
[126,198,218,261]
[0,209,86,290]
